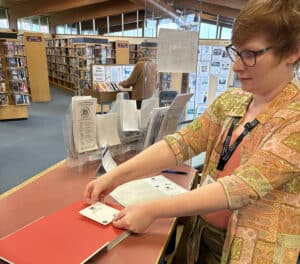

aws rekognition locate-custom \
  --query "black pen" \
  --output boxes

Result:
[161,169,187,175]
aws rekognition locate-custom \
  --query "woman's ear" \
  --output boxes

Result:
[287,43,300,65]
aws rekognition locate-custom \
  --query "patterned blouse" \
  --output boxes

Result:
[164,80,300,263]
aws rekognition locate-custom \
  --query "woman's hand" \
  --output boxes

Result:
[113,204,157,233]
[84,174,115,204]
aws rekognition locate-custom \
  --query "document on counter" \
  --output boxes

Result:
[72,96,98,153]
[110,175,188,207]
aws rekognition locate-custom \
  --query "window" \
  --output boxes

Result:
[200,22,217,39]
[220,26,232,39]
[18,16,49,33]
[0,8,9,29]
[31,17,40,32]
[40,17,49,33]
[81,19,94,35]
[157,17,179,32]
[56,25,65,34]
[144,18,157,37]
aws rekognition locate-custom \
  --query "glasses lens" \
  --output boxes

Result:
[226,47,238,63]
[240,50,256,67]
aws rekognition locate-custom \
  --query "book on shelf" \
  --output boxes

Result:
[0,82,6,92]
[0,94,8,106]
[0,70,4,81]
[0,200,130,264]
[9,81,28,93]
[6,57,18,67]
[12,93,30,105]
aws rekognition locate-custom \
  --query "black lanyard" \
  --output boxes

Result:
[217,117,259,171]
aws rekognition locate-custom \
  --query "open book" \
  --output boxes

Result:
[0,201,130,264]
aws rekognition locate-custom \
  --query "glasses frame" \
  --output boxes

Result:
[225,44,272,67]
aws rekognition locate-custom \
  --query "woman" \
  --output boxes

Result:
[84,0,300,263]
[119,49,157,109]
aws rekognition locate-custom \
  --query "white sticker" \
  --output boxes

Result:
[79,202,119,225]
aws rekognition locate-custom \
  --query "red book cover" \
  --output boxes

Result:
[0,201,129,264]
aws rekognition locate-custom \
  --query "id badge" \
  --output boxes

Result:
[201,175,216,186]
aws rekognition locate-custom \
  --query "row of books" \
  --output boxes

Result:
[0,81,28,93]
[95,82,120,92]
[0,41,25,56]
[4,57,27,68]
[0,93,30,106]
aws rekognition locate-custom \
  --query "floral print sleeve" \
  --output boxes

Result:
[164,110,213,165]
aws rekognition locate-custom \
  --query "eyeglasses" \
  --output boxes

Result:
[225,44,272,67]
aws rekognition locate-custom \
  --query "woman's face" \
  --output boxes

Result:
[232,36,295,97]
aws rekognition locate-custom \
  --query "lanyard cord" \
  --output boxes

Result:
[217,117,259,171]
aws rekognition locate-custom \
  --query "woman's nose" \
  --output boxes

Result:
[232,56,245,72]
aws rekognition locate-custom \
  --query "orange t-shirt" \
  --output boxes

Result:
[202,132,241,230]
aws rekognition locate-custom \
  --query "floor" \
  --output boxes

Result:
[0,86,72,194]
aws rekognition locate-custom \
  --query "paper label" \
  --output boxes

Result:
[79,202,119,225]
[102,147,117,172]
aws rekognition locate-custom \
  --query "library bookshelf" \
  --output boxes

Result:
[45,37,130,95]
[0,32,29,120]
[19,32,50,102]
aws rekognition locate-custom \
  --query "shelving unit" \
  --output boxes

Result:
[139,41,157,63]
[129,44,140,64]
[46,37,110,94]
[0,34,30,120]
[19,32,50,102]
[114,40,129,64]
[46,37,132,94]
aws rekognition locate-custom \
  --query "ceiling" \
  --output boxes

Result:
[0,0,247,29]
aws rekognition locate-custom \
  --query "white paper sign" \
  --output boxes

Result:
[96,113,121,147]
[157,28,198,73]
[119,100,140,132]
[72,96,98,153]
[102,147,117,172]
[92,65,106,83]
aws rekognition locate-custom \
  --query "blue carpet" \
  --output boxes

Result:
[0,86,72,194]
